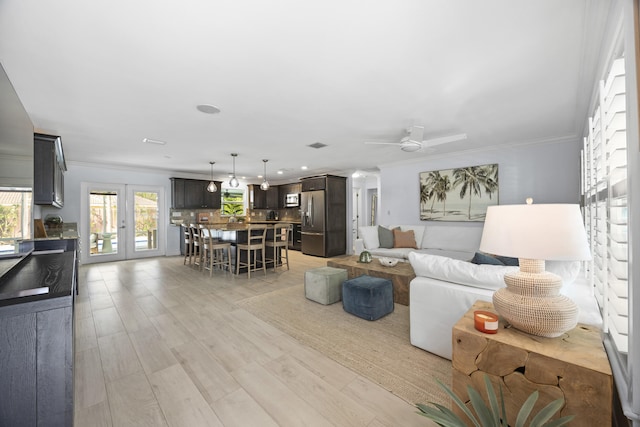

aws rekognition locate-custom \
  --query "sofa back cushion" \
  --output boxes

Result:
[421,225,483,252]
[359,226,379,249]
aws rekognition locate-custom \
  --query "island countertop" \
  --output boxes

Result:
[0,251,76,307]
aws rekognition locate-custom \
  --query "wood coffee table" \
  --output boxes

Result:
[326,255,415,305]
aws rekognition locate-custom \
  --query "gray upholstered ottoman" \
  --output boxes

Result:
[304,267,348,305]
[342,274,394,320]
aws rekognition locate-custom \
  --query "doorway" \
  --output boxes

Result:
[80,183,165,264]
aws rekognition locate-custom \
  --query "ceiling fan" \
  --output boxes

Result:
[365,126,467,152]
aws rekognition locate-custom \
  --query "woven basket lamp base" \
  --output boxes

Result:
[492,259,578,337]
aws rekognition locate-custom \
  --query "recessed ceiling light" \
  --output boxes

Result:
[196,104,221,114]
[277,170,284,175]
[301,166,308,170]
[143,138,167,145]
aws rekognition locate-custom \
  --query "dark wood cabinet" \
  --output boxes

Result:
[251,185,279,209]
[170,178,221,209]
[278,183,301,208]
[34,133,66,208]
[301,177,326,192]
[0,247,76,427]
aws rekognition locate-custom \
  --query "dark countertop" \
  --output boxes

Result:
[0,251,76,307]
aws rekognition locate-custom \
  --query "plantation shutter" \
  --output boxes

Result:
[582,57,628,355]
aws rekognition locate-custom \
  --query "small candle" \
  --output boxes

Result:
[474,310,499,334]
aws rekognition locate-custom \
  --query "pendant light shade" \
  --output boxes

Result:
[229,153,239,188]
[260,159,270,190]
[206,161,217,192]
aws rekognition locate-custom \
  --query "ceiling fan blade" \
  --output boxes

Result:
[423,133,467,147]
[364,141,400,146]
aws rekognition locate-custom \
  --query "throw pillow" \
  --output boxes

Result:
[393,229,417,249]
[378,226,396,248]
[495,255,519,266]
[471,252,504,266]
[359,226,380,249]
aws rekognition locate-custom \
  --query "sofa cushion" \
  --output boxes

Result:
[378,226,396,248]
[393,229,417,249]
[409,252,517,291]
[359,226,379,249]
[421,225,483,252]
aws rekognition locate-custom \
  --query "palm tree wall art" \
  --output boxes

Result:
[419,163,499,221]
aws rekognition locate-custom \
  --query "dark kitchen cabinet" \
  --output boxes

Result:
[0,247,77,427]
[251,185,279,209]
[301,177,326,191]
[278,183,302,208]
[171,178,221,209]
[34,133,66,208]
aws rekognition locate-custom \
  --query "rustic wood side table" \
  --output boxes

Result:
[452,301,612,427]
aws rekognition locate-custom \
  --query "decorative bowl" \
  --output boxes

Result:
[378,257,398,267]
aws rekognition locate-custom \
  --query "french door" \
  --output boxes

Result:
[80,183,165,264]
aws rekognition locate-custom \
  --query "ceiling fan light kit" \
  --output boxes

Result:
[364,125,467,152]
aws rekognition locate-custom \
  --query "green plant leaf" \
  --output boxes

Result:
[542,415,576,427]
[416,403,466,427]
[528,398,566,427]
[468,386,496,426]
[498,381,508,426]
[435,378,482,427]
[483,375,502,426]
[514,390,538,427]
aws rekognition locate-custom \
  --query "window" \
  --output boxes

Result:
[221,189,245,216]
[582,57,628,360]
[0,188,32,253]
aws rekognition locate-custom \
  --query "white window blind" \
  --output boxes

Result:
[582,57,628,356]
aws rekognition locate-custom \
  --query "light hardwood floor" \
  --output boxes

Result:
[74,251,435,427]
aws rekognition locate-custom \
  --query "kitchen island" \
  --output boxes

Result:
[0,241,77,427]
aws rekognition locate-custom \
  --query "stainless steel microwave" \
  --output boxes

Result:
[285,193,300,207]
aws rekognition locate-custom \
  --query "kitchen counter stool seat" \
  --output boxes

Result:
[265,223,291,271]
[236,225,268,278]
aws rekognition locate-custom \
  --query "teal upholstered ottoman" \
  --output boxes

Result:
[342,275,394,320]
[304,267,348,305]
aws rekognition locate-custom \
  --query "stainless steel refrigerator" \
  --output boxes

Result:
[301,190,325,256]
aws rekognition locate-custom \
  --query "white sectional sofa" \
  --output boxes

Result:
[355,224,601,361]
[355,224,483,262]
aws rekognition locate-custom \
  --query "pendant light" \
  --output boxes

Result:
[229,153,239,188]
[260,159,270,190]
[206,161,217,192]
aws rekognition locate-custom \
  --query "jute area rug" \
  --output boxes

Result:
[237,284,452,407]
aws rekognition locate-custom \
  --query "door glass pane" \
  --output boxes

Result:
[0,189,32,253]
[222,189,244,217]
[134,191,158,251]
[90,191,118,256]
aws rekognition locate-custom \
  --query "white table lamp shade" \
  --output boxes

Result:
[479,203,591,338]
[480,204,591,261]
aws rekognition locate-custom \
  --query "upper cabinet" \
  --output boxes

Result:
[34,133,66,208]
[170,178,221,209]
[250,184,279,209]
[278,182,301,208]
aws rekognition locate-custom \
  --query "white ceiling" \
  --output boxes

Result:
[0,0,610,183]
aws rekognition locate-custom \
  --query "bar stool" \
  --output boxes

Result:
[265,223,290,271]
[201,225,232,276]
[183,225,194,265]
[236,225,267,279]
[190,224,203,269]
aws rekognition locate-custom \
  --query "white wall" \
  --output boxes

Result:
[378,138,581,228]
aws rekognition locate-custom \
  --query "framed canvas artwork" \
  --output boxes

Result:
[419,163,499,221]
